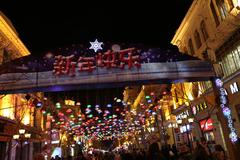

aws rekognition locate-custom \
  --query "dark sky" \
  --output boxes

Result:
[0,1,193,55]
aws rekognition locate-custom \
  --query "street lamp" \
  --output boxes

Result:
[13,129,31,160]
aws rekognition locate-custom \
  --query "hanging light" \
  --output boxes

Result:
[13,135,20,139]
[19,129,26,134]
[24,133,31,138]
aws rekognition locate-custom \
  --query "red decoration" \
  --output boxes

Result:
[119,48,141,69]
[53,55,76,76]
[53,48,141,76]
[200,118,213,131]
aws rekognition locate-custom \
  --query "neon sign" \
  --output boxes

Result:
[53,48,141,77]
[192,102,208,115]
[215,78,238,143]
[200,118,213,131]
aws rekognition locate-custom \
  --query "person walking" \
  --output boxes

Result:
[147,142,166,160]
[212,144,227,160]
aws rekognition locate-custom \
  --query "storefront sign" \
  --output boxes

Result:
[191,102,208,115]
[180,124,190,133]
[229,82,239,94]
[215,78,238,143]
[176,110,189,120]
[200,118,213,131]
[53,48,141,77]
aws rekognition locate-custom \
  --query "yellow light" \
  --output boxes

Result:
[19,129,25,134]
[1,95,14,119]
[188,118,194,123]
[24,133,31,138]
[21,104,30,125]
[13,134,19,139]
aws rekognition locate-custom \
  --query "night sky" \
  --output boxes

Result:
[0,1,193,55]
[0,1,194,117]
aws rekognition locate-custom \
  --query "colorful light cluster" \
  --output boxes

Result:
[215,78,238,143]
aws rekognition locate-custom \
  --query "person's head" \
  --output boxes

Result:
[200,137,207,145]
[149,142,159,154]
[215,144,224,152]
[34,153,45,160]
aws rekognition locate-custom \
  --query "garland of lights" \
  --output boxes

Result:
[215,78,238,143]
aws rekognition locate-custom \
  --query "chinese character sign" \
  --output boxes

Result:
[53,48,141,76]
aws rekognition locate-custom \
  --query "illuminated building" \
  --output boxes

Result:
[0,11,30,65]
[172,0,240,159]
[0,12,46,160]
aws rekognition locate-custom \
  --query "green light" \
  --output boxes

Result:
[109,116,112,119]
[146,95,150,99]
[70,114,74,118]
[56,102,61,109]
[87,105,91,108]
[88,114,93,118]
[98,120,101,123]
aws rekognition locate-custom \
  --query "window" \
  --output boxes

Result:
[188,39,194,55]
[200,21,209,41]
[219,42,240,78]
[216,0,228,20]
[235,104,240,122]
[210,0,220,26]
[194,30,202,49]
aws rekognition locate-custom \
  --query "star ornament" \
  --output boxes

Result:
[89,39,103,52]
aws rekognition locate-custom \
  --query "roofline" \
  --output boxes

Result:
[0,11,30,57]
[171,0,198,45]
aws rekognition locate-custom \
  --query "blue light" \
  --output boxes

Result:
[36,102,42,108]
[51,147,62,158]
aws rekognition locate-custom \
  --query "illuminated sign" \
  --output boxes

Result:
[176,110,189,120]
[230,82,239,94]
[191,102,208,115]
[200,118,213,131]
[53,48,141,77]
[215,78,238,143]
[180,124,190,133]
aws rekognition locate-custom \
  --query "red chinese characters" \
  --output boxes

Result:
[53,55,76,76]
[119,48,141,69]
[77,57,96,72]
[53,48,141,76]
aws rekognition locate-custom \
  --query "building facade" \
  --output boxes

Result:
[171,0,240,159]
[0,12,47,160]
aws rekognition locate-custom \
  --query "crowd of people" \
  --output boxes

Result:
[34,138,227,160]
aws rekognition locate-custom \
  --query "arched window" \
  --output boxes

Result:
[216,0,228,20]
[194,30,202,49]
[210,0,220,26]
[188,39,194,55]
[200,20,209,41]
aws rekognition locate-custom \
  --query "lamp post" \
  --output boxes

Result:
[13,129,31,160]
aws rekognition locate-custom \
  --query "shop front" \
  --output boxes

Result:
[190,98,226,150]
[172,106,194,148]
[200,118,215,142]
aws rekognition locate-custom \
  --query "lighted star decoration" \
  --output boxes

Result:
[89,39,103,52]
